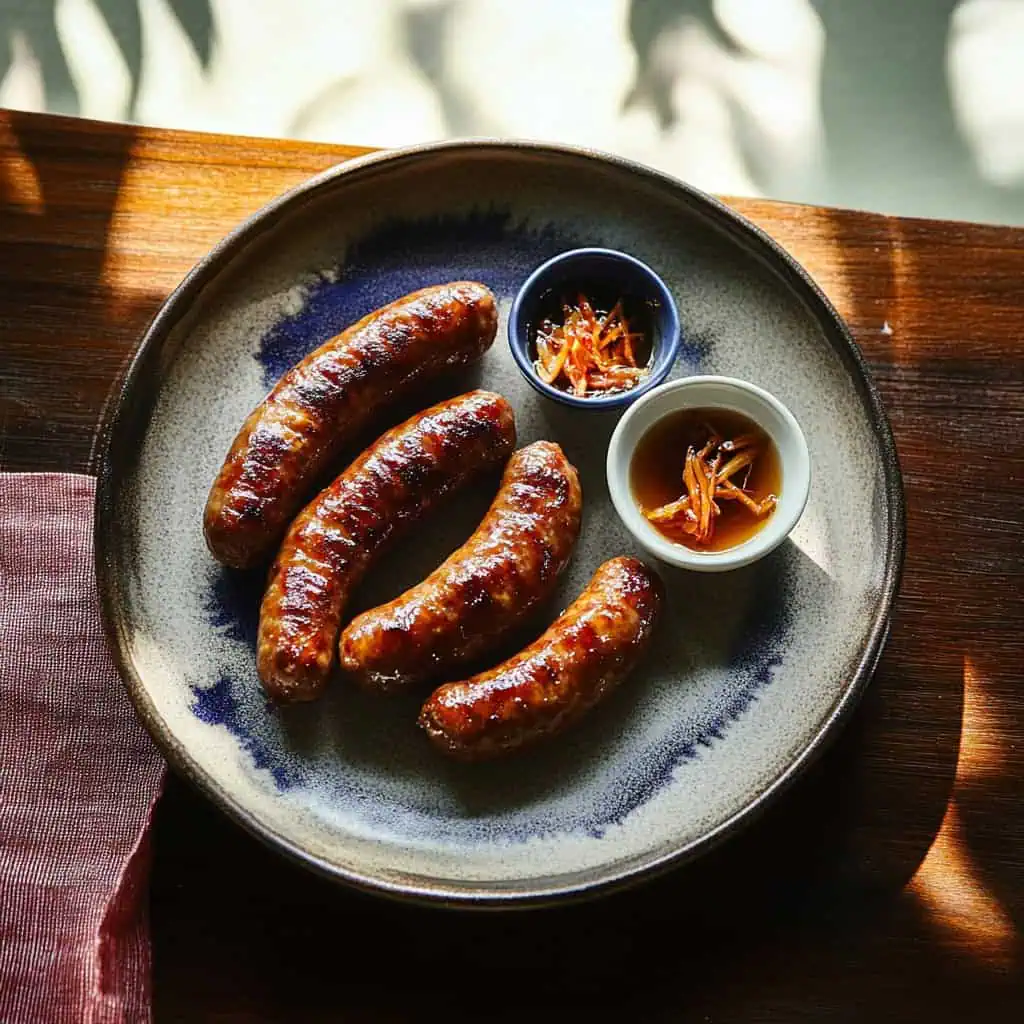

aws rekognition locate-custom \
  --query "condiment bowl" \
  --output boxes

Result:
[607,376,811,571]
[507,247,681,409]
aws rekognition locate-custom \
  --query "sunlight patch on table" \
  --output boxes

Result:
[909,801,1015,970]
[0,120,44,214]
[908,658,1016,969]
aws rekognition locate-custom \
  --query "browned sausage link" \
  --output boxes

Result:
[419,557,663,760]
[257,391,516,703]
[339,441,583,693]
[204,282,498,569]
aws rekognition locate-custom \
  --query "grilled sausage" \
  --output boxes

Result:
[339,442,583,693]
[204,282,498,569]
[257,390,516,703]
[419,557,662,760]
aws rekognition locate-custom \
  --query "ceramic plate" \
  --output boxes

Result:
[96,142,904,905]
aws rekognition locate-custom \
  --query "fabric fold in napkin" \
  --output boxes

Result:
[1,473,165,1024]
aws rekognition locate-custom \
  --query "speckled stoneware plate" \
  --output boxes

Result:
[96,141,904,906]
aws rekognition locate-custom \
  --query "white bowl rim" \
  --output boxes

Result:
[606,375,811,572]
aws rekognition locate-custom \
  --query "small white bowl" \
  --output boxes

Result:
[606,376,811,572]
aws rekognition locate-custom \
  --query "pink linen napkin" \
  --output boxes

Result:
[0,473,165,1024]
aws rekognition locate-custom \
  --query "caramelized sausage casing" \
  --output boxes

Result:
[257,390,516,703]
[419,557,663,760]
[339,441,583,693]
[204,282,498,569]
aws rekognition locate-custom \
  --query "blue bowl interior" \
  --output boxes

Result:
[509,248,681,409]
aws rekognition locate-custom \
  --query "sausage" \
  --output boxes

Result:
[339,441,583,693]
[204,282,498,569]
[419,557,663,760]
[257,390,516,703]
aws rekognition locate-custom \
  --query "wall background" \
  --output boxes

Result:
[2,0,1023,224]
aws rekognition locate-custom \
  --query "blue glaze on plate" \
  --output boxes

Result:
[258,210,590,388]
[191,675,298,789]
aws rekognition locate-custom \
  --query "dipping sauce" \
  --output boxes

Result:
[630,408,781,552]
[531,286,655,397]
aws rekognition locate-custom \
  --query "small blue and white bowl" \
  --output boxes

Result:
[507,247,681,410]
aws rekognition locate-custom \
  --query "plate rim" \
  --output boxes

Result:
[94,138,907,907]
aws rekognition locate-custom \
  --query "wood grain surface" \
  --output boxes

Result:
[2,111,1021,1022]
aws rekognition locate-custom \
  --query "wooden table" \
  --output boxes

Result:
[2,111,1021,1021]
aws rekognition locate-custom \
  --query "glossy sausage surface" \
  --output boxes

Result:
[257,390,516,703]
[339,441,582,693]
[204,282,498,569]
[419,556,662,760]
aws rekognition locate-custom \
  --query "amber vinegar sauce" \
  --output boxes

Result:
[629,408,782,552]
